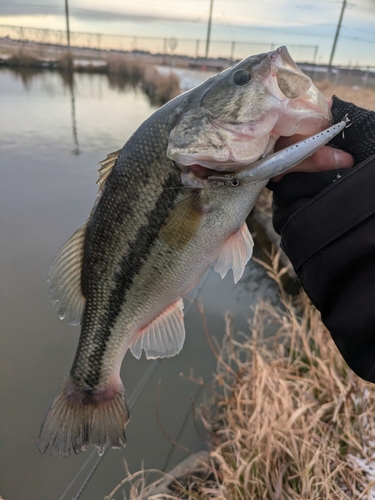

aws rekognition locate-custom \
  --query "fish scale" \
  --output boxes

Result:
[38,46,334,457]
[72,113,185,389]
[78,174,183,389]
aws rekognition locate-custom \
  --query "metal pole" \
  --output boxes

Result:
[64,0,71,48]
[313,45,318,64]
[328,0,346,71]
[205,0,214,59]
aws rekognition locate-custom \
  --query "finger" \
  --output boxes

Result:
[271,145,354,182]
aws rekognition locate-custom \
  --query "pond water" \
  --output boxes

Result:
[0,68,280,500]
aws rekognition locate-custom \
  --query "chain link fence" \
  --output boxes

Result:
[0,24,319,63]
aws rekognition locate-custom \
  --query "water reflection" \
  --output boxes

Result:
[5,66,43,88]
[64,70,80,155]
[106,72,141,92]
[5,67,154,156]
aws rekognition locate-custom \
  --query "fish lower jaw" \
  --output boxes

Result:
[179,162,235,189]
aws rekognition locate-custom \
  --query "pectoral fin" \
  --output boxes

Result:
[159,194,202,249]
[130,298,185,359]
[215,222,254,283]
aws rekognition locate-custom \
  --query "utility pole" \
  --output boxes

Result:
[205,0,214,59]
[64,0,71,48]
[328,0,347,71]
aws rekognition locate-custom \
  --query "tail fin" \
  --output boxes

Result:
[37,376,130,458]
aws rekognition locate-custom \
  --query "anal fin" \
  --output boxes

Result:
[130,299,185,359]
[214,222,254,283]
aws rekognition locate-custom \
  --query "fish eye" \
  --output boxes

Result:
[232,69,251,86]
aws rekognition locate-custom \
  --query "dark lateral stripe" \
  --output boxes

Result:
[81,170,182,389]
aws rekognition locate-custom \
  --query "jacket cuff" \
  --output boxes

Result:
[280,154,375,273]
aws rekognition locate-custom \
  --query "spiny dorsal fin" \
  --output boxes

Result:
[97,150,121,192]
[48,223,87,326]
[214,222,254,284]
[130,298,185,359]
[159,194,202,249]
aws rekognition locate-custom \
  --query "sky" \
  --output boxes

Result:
[1,0,375,66]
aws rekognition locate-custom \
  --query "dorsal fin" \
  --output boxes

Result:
[130,299,185,359]
[97,150,121,192]
[48,223,87,326]
[214,222,254,283]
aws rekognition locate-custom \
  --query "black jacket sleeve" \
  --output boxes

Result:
[269,97,375,382]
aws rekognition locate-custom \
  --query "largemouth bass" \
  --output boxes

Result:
[38,46,331,457]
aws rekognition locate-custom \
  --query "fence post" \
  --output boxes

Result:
[363,67,369,88]
[163,38,167,65]
[19,26,24,46]
[230,41,235,63]
[313,45,318,64]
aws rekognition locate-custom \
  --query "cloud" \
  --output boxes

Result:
[1,2,201,24]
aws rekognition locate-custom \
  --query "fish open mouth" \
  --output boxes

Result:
[179,162,235,188]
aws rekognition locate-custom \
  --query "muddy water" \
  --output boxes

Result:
[0,68,280,500]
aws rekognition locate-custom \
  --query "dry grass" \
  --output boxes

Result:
[197,261,375,499]
[106,55,145,81]
[316,80,375,110]
[6,47,44,68]
[142,66,180,105]
[111,259,375,499]
[104,55,180,104]
[57,51,74,72]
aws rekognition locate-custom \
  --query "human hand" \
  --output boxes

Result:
[269,96,375,234]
